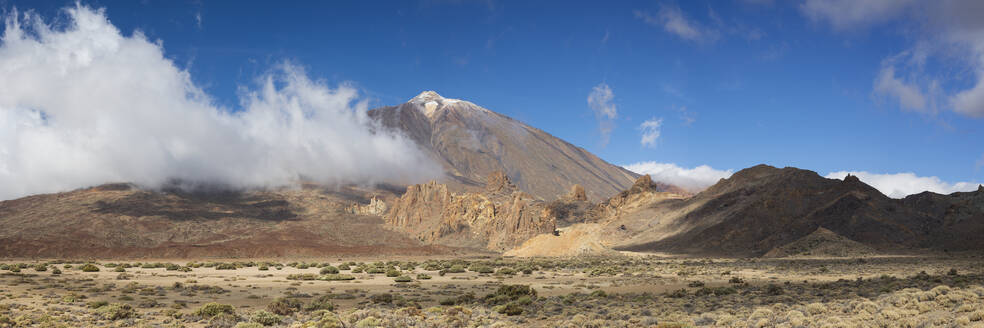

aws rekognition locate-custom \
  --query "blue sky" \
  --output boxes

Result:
[1,0,982,198]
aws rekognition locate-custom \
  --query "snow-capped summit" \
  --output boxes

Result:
[411,90,444,102]
[407,91,470,117]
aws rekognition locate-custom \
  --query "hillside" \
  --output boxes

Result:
[611,165,984,257]
[0,183,460,258]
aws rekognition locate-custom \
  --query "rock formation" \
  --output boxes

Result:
[384,172,555,251]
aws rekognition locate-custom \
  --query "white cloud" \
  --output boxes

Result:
[801,0,984,118]
[634,5,717,43]
[799,0,915,31]
[825,171,981,198]
[587,83,617,145]
[873,64,928,112]
[639,117,663,148]
[623,162,733,192]
[953,77,984,117]
[0,5,440,200]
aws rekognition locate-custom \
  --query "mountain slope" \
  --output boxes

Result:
[0,184,459,258]
[611,165,984,256]
[369,91,639,202]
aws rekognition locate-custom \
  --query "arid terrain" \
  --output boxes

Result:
[1,255,983,327]
[2,94,984,328]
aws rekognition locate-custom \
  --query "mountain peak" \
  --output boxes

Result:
[407,90,468,118]
[412,90,445,102]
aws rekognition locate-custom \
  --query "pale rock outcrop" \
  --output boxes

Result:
[384,172,555,251]
[345,196,388,216]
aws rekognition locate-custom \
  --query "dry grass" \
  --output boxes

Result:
[0,255,981,327]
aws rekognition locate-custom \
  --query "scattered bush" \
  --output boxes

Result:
[371,293,394,304]
[319,266,339,274]
[304,295,335,312]
[469,264,494,274]
[80,263,100,272]
[286,273,319,281]
[215,263,238,270]
[765,284,784,296]
[95,303,135,320]
[250,310,282,326]
[194,303,236,318]
[393,275,413,283]
[267,297,302,315]
[320,274,356,281]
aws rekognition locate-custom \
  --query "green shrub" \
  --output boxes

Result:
[208,313,240,328]
[416,273,432,280]
[194,302,235,318]
[87,301,109,308]
[114,266,126,272]
[337,264,350,270]
[319,266,339,274]
[320,274,355,281]
[34,264,47,272]
[385,268,401,277]
[215,263,237,270]
[484,285,536,305]
[258,265,268,271]
[267,297,302,315]
[446,265,466,273]
[95,303,135,320]
[393,275,412,283]
[286,273,319,281]
[51,268,62,275]
[469,264,494,274]
[250,310,282,326]
[365,267,384,274]
[497,267,515,275]
[80,263,100,272]
[303,295,335,312]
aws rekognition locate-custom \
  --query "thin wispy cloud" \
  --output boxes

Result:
[873,63,930,113]
[677,105,696,125]
[639,117,663,148]
[587,83,618,145]
[634,5,718,43]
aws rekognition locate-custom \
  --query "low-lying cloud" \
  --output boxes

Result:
[623,162,733,192]
[825,171,981,198]
[0,5,439,200]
